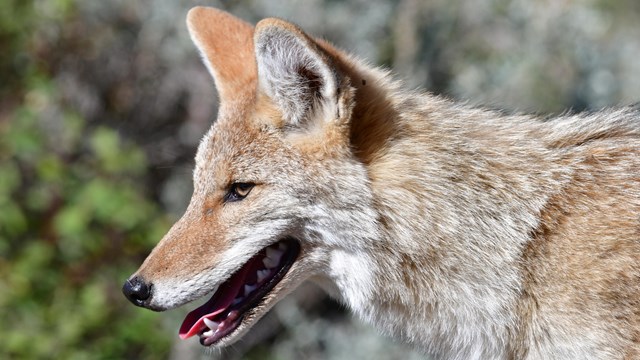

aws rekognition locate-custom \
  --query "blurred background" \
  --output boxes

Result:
[1,0,639,359]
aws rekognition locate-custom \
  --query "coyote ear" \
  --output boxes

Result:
[186,7,256,106]
[254,19,342,127]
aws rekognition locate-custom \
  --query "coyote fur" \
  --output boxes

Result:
[123,7,640,359]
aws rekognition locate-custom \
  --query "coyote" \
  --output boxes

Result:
[123,7,640,359]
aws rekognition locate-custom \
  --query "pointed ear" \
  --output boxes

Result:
[186,7,256,106]
[254,19,346,127]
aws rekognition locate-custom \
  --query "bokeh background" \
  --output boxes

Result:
[2,0,639,359]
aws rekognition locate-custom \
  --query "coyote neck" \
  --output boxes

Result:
[333,76,575,357]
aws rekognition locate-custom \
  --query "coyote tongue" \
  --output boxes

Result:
[178,263,251,339]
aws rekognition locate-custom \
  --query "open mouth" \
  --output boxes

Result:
[179,238,300,346]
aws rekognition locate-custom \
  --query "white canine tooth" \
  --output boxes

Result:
[266,247,284,263]
[203,318,219,330]
[263,257,278,269]
[257,269,270,283]
[244,284,257,295]
[202,329,214,337]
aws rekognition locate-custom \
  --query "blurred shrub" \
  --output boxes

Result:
[0,78,173,359]
[0,2,173,358]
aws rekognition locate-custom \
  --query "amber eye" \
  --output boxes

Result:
[224,182,254,203]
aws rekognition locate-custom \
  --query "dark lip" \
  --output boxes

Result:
[200,238,301,346]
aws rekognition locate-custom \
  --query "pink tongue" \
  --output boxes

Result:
[178,264,252,339]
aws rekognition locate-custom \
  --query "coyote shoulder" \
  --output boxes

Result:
[123,7,640,359]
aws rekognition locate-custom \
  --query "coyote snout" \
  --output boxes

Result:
[124,6,640,359]
[122,276,150,307]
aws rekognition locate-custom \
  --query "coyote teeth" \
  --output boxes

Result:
[257,269,270,283]
[266,247,283,263]
[203,318,218,331]
[262,257,278,269]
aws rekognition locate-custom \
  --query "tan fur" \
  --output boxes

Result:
[127,7,640,359]
[186,7,255,105]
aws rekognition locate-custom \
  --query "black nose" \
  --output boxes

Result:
[122,276,152,307]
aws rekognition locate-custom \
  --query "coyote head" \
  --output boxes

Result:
[123,7,380,346]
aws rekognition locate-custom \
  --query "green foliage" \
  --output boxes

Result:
[0,82,172,359]
[0,1,179,358]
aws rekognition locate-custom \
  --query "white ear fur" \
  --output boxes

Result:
[254,20,340,127]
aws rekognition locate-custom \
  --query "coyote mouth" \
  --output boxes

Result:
[178,238,300,346]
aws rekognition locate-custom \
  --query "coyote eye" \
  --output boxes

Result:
[225,182,254,202]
